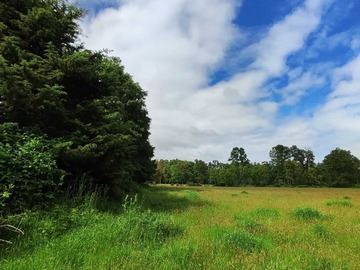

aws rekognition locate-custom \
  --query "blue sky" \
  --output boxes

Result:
[73,0,360,162]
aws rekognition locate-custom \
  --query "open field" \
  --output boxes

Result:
[1,186,360,269]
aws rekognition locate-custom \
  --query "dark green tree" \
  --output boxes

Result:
[228,147,250,165]
[193,159,209,184]
[321,148,360,187]
[269,145,291,184]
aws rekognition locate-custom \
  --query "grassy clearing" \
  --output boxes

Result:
[1,186,360,269]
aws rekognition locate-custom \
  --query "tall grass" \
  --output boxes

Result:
[0,190,184,269]
[326,199,353,207]
[293,207,324,221]
[1,186,359,269]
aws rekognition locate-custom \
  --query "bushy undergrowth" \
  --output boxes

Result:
[0,193,183,269]
[293,207,324,221]
[0,123,65,214]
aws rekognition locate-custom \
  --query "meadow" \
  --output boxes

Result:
[1,186,359,269]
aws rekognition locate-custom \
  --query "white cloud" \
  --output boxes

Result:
[79,0,343,162]
[312,55,360,157]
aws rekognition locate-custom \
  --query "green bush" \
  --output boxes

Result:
[0,123,65,214]
[293,207,324,221]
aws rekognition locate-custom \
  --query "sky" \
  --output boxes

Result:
[70,0,360,162]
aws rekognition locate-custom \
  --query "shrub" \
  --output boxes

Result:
[0,123,65,214]
[293,207,324,221]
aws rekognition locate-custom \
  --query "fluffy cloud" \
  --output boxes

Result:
[311,54,360,157]
[79,0,359,162]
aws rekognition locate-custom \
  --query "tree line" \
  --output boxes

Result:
[154,146,360,187]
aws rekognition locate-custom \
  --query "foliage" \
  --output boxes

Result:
[0,123,64,213]
[0,0,154,214]
[228,147,249,165]
[321,148,360,187]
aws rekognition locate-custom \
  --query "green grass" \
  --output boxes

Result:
[293,207,325,221]
[1,186,359,269]
[326,199,353,207]
[211,227,271,252]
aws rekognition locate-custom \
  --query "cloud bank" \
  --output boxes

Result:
[79,0,360,162]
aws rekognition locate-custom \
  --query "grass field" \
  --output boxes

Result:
[1,186,360,269]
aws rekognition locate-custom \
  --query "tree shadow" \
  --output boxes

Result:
[140,186,209,213]
[149,185,205,193]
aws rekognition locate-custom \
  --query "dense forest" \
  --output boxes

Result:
[0,0,154,215]
[154,146,360,187]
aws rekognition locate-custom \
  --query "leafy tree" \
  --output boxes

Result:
[153,160,170,184]
[193,159,209,184]
[321,148,360,187]
[270,145,291,167]
[269,145,291,184]
[290,145,315,170]
[250,162,272,186]
[284,160,303,186]
[229,147,250,165]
